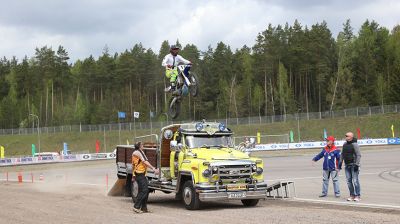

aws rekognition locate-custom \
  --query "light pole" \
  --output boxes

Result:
[29,114,40,153]
[297,109,301,142]
[150,111,153,135]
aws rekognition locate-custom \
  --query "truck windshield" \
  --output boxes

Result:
[185,135,234,148]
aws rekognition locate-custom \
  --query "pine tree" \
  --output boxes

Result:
[386,25,400,103]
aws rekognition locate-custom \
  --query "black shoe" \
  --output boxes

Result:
[132,207,143,213]
[319,194,327,198]
[141,208,152,213]
[164,86,172,92]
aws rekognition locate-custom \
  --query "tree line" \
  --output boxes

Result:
[0,19,399,128]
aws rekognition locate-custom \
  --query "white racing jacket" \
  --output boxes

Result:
[161,54,191,68]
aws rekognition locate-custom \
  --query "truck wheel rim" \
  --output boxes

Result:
[183,187,192,205]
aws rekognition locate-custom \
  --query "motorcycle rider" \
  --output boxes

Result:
[161,45,191,94]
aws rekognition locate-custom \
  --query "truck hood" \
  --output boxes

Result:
[191,148,250,160]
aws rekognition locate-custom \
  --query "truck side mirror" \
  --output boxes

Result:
[170,140,177,151]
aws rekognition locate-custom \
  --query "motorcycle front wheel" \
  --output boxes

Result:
[168,97,181,119]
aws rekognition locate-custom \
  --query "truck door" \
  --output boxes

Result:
[170,131,183,179]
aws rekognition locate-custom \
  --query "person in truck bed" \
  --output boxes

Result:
[132,141,159,213]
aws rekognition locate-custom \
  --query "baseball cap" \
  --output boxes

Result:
[326,136,335,142]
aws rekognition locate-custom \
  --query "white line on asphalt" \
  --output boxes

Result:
[267,172,381,182]
[292,197,400,210]
[71,182,106,186]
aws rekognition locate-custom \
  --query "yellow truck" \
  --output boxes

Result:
[113,121,267,210]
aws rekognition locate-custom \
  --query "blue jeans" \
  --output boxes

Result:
[345,165,361,197]
[322,170,340,196]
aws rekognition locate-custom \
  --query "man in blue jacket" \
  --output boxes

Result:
[312,136,341,198]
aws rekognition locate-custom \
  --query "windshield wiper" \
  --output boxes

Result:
[200,144,228,148]
[208,145,224,148]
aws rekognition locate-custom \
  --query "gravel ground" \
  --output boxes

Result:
[0,182,399,224]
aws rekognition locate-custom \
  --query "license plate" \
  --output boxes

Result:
[228,192,247,199]
[227,184,247,191]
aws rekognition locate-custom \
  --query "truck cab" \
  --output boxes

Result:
[115,121,267,210]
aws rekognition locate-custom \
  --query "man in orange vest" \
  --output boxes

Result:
[132,141,159,213]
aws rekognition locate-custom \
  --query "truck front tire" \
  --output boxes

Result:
[241,199,259,207]
[182,180,201,210]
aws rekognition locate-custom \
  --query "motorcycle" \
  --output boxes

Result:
[168,64,199,119]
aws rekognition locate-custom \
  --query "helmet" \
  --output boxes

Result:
[170,45,180,50]
[170,45,180,56]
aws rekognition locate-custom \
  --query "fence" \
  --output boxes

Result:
[0,104,399,136]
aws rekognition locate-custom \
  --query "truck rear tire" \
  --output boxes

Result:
[241,199,259,207]
[131,180,139,203]
[182,180,201,210]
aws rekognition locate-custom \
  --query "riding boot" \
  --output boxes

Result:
[171,83,179,95]
[164,86,171,92]
[164,83,176,93]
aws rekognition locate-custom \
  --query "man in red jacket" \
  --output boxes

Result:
[312,136,341,198]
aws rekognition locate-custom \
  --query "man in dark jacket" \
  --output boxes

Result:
[312,136,341,198]
[339,132,361,202]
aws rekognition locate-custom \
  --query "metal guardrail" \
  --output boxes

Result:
[0,104,399,136]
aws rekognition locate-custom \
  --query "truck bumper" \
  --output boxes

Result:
[195,183,267,202]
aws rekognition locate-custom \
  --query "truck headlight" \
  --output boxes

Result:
[212,166,218,173]
[203,169,211,177]
[252,165,257,172]
[195,122,203,131]
[256,167,263,175]
[218,123,226,131]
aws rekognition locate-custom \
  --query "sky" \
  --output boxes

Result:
[0,0,399,62]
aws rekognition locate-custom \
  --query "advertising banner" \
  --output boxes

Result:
[251,138,389,151]
[91,153,108,159]
[81,154,91,160]
[388,138,400,145]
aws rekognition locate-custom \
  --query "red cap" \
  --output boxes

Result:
[326,136,335,142]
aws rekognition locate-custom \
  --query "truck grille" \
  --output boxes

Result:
[214,164,252,180]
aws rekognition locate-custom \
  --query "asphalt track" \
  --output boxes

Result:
[261,146,400,208]
[0,146,399,224]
